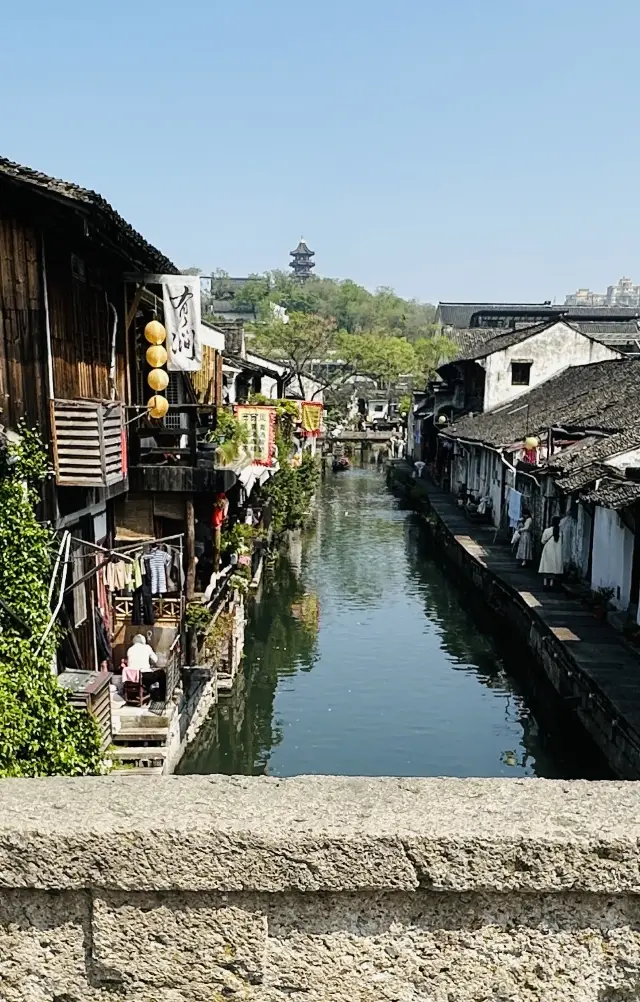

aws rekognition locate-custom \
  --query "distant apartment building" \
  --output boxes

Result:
[565,277,640,308]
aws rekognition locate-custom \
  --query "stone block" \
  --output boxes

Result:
[91,891,267,995]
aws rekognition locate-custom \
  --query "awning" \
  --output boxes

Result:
[238,463,276,495]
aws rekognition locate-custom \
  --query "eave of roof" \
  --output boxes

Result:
[0,156,176,274]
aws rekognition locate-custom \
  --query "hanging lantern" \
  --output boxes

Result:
[148,394,169,419]
[524,435,540,451]
[147,368,169,392]
[144,320,167,345]
[146,344,168,368]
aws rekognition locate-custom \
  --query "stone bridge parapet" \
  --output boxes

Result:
[1,775,639,1000]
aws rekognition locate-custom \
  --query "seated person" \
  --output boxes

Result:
[125,635,166,701]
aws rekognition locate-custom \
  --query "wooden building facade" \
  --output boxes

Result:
[0,158,181,669]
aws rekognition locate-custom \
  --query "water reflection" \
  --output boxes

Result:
[179,466,605,778]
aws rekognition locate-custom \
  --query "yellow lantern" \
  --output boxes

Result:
[147,368,169,392]
[146,344,168,368]
[148,395,169,419]
[144,320,167,345]
[524,436,540,451]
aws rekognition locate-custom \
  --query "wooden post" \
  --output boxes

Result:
[213,526,222,572]
[186,497,196,601]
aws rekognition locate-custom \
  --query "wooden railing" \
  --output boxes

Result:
[128,404,217,469]
[51,399,125,487]
[113,595,182,622]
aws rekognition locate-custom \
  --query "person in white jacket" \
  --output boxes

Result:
[538,516,564,590]
[126,634,158,673]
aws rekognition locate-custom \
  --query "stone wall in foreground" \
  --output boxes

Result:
[1,775,640,1000]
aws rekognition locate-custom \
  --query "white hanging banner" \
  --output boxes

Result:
[162,276,202,372]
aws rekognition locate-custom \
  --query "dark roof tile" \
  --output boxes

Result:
[0,157,175,273]
[443,359,640,449]
[581,478,640,510]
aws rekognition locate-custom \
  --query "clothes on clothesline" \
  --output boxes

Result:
[132,580,155,626]
[507,488,523,528]
[105,559,133,592]
[147,547,172,595]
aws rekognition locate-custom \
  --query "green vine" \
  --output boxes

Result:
[0,425,102,777]
[263,453,320,535]
[221,522,256,555]
[205,408,248,463]
[185,602,214,633]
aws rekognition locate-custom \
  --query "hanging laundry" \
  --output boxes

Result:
[168,548,184,590]
[507,488,523,528]
[147,546,172,595]
[132,557,143,591]
[105,558,132,592]
[132,581,155,625]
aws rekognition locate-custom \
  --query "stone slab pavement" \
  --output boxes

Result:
[397,467,640,741]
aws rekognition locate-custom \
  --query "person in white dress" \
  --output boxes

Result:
[515,508,534,566]
[538,516,564,590]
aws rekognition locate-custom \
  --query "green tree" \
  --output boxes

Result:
[249,311,339,398]
[0,428,102,777]
[338,332,417,390]
[213,269,436,338]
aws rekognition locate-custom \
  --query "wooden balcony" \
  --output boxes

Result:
[50,399,126,488]
[127,404,236,493]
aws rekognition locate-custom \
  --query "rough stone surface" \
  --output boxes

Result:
[1,776,640,998]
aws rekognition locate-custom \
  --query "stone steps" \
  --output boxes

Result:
[109,746,167,763]
[115,727,169,744]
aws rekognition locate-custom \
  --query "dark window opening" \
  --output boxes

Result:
[511,362,532,386]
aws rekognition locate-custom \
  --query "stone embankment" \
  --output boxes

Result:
[388,462,640,779]
[1,774,640,1000]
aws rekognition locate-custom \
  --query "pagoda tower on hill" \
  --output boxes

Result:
[289,238,315,281]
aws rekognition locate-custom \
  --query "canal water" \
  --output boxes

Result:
[179,464,602,779]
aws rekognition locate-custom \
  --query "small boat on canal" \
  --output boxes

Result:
[332,456,350,472]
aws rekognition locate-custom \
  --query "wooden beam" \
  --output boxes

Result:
[185,498,196,601]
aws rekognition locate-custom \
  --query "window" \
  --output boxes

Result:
[511,362,532,386]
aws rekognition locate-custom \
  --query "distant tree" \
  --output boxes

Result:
[249,311,339,398]
[181,266,202,276]
[221,269,436,338]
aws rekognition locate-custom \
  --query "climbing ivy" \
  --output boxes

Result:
[0,425,102,777]
[263,453,320,536]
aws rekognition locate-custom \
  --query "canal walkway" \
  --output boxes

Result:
[390,462,640,777]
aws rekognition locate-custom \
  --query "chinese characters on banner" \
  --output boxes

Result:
[301,401,323,436]
[161,276,202,372]
[235,405,277,466]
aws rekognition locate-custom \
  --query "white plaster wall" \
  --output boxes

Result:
[483,323,620,411]
[259,374,279,399]
[591,506,634,611]
[605,447,640,474]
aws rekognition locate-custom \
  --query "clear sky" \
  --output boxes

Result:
[2,0,638,304]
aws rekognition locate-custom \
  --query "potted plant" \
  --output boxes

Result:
[593,586,614,621]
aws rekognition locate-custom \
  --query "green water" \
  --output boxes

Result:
[179,465,604,778]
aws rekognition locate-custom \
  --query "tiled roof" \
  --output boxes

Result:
[442,319,622,365]
[548,426,640,476]
[446,321,556,363]
[442,359,640,449]
[581,478,640,510]
[437,303,640,332]
[436,303,550,328]
[0,156,176,274]
[441,328,499,360]
[556,463,610,493]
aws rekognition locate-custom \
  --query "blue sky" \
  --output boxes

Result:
[2,0,638,303]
